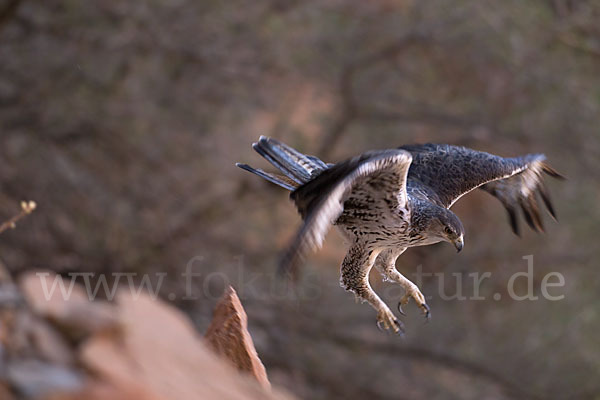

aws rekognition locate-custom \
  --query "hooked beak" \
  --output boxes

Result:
[453,235,464,253]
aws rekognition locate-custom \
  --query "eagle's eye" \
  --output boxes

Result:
[444,226,453,235]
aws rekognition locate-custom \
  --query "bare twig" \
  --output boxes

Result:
[0,201,36,235]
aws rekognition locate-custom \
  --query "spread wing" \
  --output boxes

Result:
[281,149,412,277]
[400,143,563,234]
[479,163,563,235]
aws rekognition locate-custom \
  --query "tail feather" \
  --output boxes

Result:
[254,136,314,182]
[261,137,324,180]
[236,163,298,191]
[306,155,329,170]
[238,136,328,191]
[251,142,304,185]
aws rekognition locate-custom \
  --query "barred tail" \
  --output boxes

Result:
[236,136,328,191]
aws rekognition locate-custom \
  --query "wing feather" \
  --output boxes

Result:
[401,143,563,234]
[400,144,530,207]
[480,160,564,234]
[280,150,412,278]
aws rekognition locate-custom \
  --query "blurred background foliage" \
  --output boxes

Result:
[1,0,599,399]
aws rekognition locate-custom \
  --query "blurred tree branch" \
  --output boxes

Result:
[558,32,600,59]
[318,31,509,158]
[319,33,428,157]
[0,0,22,30]
[262,319,542,400]
[251,300,600,400]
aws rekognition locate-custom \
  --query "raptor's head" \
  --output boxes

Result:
[436,209,464,252]
[413,202,464,252]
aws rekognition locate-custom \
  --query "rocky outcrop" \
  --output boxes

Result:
[19,273,120,341]
[205,286,270,390]
[0,269,294,400]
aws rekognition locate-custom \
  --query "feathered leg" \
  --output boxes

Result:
[375,248,430,319]
[340,242,404,334]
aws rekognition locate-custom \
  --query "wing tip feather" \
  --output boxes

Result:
[506,206,520,236]
[541,163,566,180]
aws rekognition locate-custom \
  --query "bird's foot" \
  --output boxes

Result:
[376,307,404,335]
[398,284,430,320]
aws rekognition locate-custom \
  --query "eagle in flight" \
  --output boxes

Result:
[237,137,562,334]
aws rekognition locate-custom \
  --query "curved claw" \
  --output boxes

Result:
[376,312,405,335]
[392,319,405,336]
[395,325,405,338]
[422,303,431,321]
[397,302,406,316]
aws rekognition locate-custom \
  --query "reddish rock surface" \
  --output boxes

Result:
[0,271,295,400]
[80,290,288,400]
[205,286,271,390]
[19,272,120,340]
